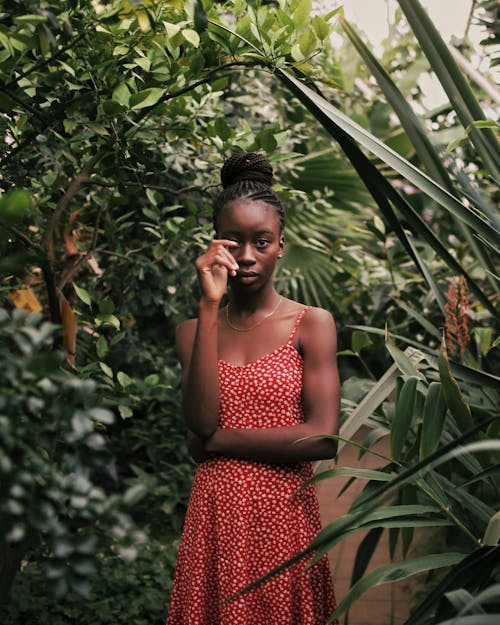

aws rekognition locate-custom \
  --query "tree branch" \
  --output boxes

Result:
[82,177,217,195]
[41,149,108,253]
[2,28,90,92]
[58,207,103,291]
[1,91,49,126]
[0,220,43,252]
[41,260,62,325]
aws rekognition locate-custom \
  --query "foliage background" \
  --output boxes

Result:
[0,0,498,623]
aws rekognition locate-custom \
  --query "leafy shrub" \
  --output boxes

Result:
[0,540,177,625]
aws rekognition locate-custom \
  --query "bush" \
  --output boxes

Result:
[0,540,177,625]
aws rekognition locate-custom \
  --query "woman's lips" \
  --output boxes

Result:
[235,272,258,282]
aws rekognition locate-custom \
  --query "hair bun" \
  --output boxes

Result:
[220,152,273,189]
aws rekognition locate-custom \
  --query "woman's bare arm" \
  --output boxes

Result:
[204,308,340,462]
[176,239,239,439]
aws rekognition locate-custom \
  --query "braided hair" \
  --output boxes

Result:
[213,152,285,232]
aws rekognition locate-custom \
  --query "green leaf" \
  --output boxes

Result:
[214,117,232,141]
[398,0,500,182]
[96,313,120,330]
[123,483,148,506]
[182,28,200,48]
[420,382,447,459]
[351,527,383,586]
[404,547,499,625]
[293,0,312,29]
[483,511,500,546]
[88,407,114,425]
[311,15,330,41]
[73,283,91,307]
[386,341,426,381]
[301,466,394,491]
[473,327,494,356]
[96,336,108,359]
[391,377,418,461]
[194,0,208,33]
[396,301,441,339]
[339,363,399,447]
[435,618,500,625]
[118,404,133,419]
[299,30,317,58]
[352,330,372,354]
[329,553,465,621]
[0,189,33,225]
[99,362,113,379]
[438,338,473,430]
[112,82,131,107]
[145,373,159,386]
[276,69,500,250]
[129,87,165,110]
[117,371,133,387]
[99,300,114,314]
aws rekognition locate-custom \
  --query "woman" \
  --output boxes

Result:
[167,152,340,625]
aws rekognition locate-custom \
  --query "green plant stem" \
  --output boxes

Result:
[356,354,377,381]
[416,477,481,547]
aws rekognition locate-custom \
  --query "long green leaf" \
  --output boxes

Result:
[420,382,447,459]
[349,325,500,389]
[438,338,473,431]
[339,17,440,175]
[300,466,394,491]
[434,617,500,625]
[483,511,500,547]
[309,517,452,569]
[347,438,500,516]
[307,504,450,566]
[396,300,442,339]
[276,69,498,317]
[459,464,500,489]
[351,527,383,587]
[277,69,500,246]
[328,553,465,622]
[385,342,426,381]
[397,0,500,181]
[339,365,397,445]
[392,377,418,460]
[458,583,500,614]
[340,14,500,243]
[229,427,499,602]
[403,546,500,625]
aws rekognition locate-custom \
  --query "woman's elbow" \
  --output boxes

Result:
[186,418,217,440]
[314,437,338,460]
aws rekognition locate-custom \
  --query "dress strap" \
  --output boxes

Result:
[287,306,310,344]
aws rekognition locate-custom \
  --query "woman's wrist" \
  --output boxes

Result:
[198,296,221,313]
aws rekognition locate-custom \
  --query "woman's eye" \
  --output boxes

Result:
[257,239,269,247]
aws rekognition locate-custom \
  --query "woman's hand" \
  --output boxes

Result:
[194,239,239,304]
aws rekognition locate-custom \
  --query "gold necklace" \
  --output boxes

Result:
[226,296,283,332]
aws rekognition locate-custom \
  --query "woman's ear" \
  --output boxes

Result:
[278,235,285,258]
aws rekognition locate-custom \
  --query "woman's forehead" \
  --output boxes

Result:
[218,198,280,231]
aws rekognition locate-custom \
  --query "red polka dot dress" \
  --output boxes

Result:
[166,307,337,625]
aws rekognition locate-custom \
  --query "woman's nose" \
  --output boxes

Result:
[237,242,256,264]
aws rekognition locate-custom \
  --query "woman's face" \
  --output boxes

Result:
[217,198,284,292]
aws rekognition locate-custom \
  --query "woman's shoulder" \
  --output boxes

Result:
[176,316,198,334]
[283,299,335,326]
[304,305,335,323]
[294,304,337,351]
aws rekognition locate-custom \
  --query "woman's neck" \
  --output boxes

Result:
[228,285,280,317]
